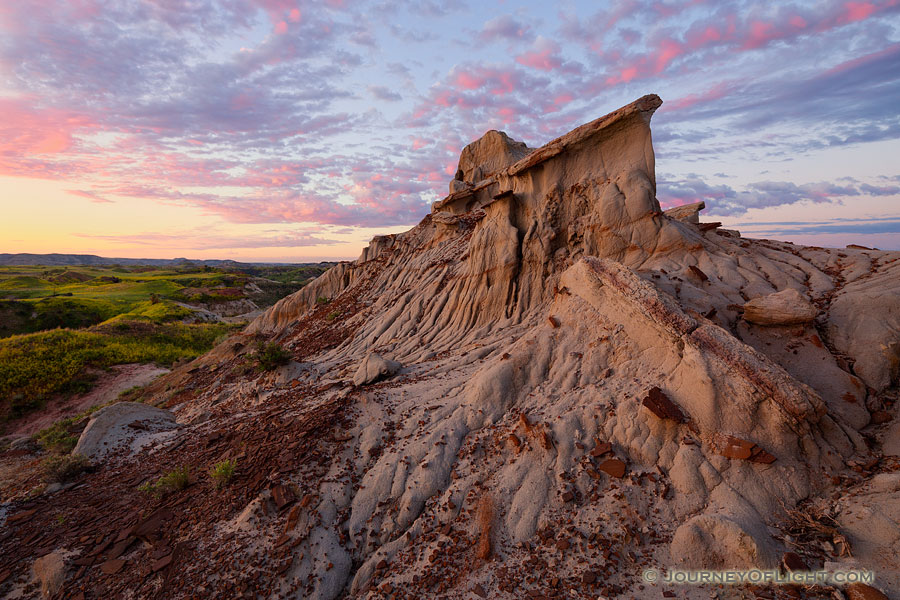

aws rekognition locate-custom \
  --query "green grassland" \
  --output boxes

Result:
[0,263,328,422]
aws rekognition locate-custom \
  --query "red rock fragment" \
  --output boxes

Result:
[846,583,890,600]
[590,441,612,457]
[547,315,560,328]
[100,558,126,575]
[871,411,893,424]
[663,592,676,598]
[538,429,553,450]
[642,387,687,423]
[688,265,709,282]
[781,552,808,572]
[472,584,487,598]
[714,435,776,464]
[598,458,626,478]
[133,508,173,541]
[152,554,172,573]
[270,484,296,511]
[561,490,575,502]
[107,538,134,560]
[7,509,36,524]
[582,570,597,584]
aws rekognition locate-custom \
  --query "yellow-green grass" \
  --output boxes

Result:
[0,265,242,337]
[0,321,239,419]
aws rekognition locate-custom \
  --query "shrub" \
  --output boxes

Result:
[138,466,191,497]
[209,458,237,488]
[34,405,100,454]
[253,341,290,371]
[316,296,330,305]
[41,454,90,483]
[326,311,340,321]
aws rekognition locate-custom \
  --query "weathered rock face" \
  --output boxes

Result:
[11,95,898,600]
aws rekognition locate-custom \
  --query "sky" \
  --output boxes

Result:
[0,0,898,262]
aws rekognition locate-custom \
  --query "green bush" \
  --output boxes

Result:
[139,466,191,497]
[41,454,90,483]
[209,459,237,488]
[253,342,291,371]
[316,296,330,305]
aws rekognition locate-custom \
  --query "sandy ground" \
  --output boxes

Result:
[7,363,170,437]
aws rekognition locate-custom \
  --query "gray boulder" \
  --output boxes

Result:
[352,353,401,386]
[73,402,177,461]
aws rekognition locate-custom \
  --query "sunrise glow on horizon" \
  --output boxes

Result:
[1,0,898,262]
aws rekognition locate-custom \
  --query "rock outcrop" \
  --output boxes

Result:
[3,94,898,600]
[743,288,817,325]
[73,402,178,461]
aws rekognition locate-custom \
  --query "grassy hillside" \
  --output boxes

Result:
[0,263,330,422]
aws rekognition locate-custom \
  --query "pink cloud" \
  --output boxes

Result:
[842,2,877,21]
[654,38,684,72]
[450,66,518,96]
[515,38,563,71]
[660,82,733,112]
[0,98,94,161]
[67,189,112,203]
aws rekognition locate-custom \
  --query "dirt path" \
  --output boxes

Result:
[8,364,170,437]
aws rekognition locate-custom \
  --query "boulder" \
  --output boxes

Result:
[72,402,177,461]
[743,288,817,326]
[33,552,67,598]
[352,353,402,386]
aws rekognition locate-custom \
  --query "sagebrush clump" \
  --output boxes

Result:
[253,341,290,371]
[138,466,191,497]
[209,458,237,488]
[41,454,90,483]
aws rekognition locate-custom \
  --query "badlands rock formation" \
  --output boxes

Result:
[2,95,898,600]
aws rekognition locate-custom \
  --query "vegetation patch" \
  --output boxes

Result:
[33,406,102,454]
[253,341,291,371]
[41,453,90,484]
[138,466,191,497]
[0,322,239,419]
[209,459,237,488]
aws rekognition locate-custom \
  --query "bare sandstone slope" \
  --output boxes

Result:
[3,95,898,600]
